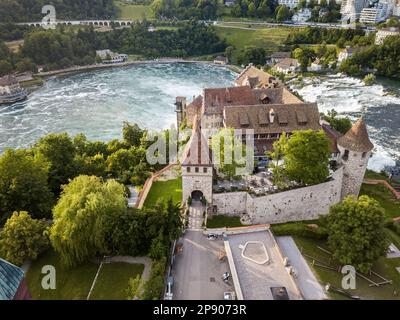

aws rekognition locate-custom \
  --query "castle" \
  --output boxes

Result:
[176,66,374,224]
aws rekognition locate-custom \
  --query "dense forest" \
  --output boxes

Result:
[285,27,369,46]
[0,21,226,75]
[0,0,117,22]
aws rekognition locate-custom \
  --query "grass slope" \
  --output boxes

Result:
[360,183,400,218]
[215,26,294,53]
[294,236,400,300]
[115,1,154,20]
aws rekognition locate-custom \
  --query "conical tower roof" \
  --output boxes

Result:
[337,117,374,152]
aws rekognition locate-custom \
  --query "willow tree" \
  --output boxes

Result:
[50,175,127,267]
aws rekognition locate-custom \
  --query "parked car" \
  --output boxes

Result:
[207,233,218,240]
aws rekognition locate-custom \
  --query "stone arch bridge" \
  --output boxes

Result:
[17,20,135,28]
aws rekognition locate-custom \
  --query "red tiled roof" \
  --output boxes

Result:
[202,86,258,114]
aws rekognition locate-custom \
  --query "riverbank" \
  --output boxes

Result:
[35,58,242,78]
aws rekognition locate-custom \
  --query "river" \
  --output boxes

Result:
[290,74,400,172]
[0,62,236,151]
[0,64,399,172]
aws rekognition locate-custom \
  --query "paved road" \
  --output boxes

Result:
[171,231,233,300]
[276,236,327,300]
[188,201,204,230]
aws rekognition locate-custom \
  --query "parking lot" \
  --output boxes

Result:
[171,231,234,300]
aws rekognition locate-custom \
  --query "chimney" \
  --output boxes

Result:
[269,109,275,123]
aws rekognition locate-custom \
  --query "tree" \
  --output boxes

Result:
[149,233,168,260]
[0,59,12,76]
[127,274,143,300]
[293,47,315,71]
[50,176,127,267]
[268,132,288,188]
[298,0,307,8]
[211,128,252,179]
[236,47,266,67]
[0,149,54,222]
[324,195,388,273]
[224,46,235,61]
[284,130,331,185]
[0,211,49,266]
[324,109,352,135]
[34,133,78,194]
[142,257,166,300]
[15,58,37,73]
[275,5,290,22]
[123,122,145,147]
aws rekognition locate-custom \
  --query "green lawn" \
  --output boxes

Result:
[215,26,295,53]
[207,215,243,228]
[26,250,145,300]
[143,177,182,208]
[89,262,144,300]
[115,1,154,20]
[360,183,400,218]
[26,249,99,300]
[294,236,400,300]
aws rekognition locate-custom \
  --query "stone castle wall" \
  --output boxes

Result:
[212,166,343,224]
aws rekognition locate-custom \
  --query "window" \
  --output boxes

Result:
[195,167,199,173]
[343,149,349,161]
[362,152,367,158]
[203,167,207,173]
[186,167,191,173]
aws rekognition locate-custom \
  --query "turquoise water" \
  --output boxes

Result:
[1,63,398,171]
[0,63,236,151]
[293,74,400,171]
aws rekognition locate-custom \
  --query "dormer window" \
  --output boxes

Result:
[269,109,275,123]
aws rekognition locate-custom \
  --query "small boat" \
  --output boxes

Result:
[0,75,29,105]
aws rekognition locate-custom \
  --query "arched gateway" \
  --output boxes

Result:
[191,190,204,202]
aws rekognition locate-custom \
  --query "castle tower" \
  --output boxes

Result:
[181,115,213,205]
[337,117,374,200]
